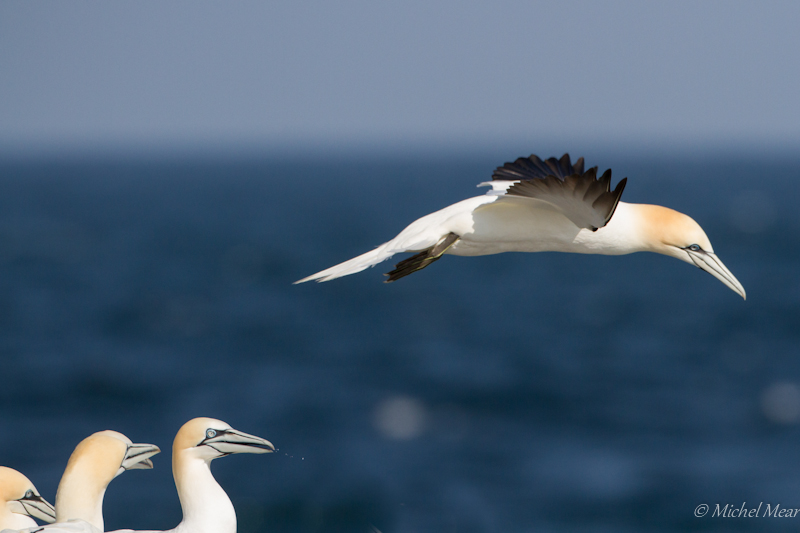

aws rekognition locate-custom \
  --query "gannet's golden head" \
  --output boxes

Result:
[0,466,56,524]
[638,204,745,299]
[172,418,274,499]
[55,430,160,528]
[173,418,275,468]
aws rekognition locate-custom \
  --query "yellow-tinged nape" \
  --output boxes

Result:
[0,466,36,504]
[172,418,230,455]
[172,417,231,473]
[55,430,130,525]
[635,204,713,256]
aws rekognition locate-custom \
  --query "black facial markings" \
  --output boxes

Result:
[686,248,731,283]
[21,491,46,504]
[204,443,232,456]
[200,428,230,446]
[701,254,729,280]
[125,446,152,460]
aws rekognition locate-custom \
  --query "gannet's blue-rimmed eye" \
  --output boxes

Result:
[688,244,701,252]
[24,490,33,498]
[206,429,217,439]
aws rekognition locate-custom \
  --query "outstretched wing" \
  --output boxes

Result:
[485,153,626,231]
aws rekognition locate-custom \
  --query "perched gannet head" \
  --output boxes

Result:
[55,430,160,530]
[0,466,56,526]
[638,204,746,299]
[173,418,275,468]
[168,419,273,533]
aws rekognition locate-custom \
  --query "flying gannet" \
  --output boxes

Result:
[1,431,160,533]
[0,467,56,530]
[106,418,274,533]
[296,153,746,298]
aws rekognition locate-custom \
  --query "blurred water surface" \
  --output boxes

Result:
[0,152,798,533]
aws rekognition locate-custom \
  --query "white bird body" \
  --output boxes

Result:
[108,418,274,533]
[296,153,745,298]
[2,432,159,533]
[0,467,56,530]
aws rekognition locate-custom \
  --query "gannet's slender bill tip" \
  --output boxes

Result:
[120,443,161,471]
[685,249,746,300]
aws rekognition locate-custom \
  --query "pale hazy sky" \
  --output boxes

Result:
[1,1,799,155]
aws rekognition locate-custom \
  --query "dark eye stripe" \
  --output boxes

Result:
[200,428,231,446]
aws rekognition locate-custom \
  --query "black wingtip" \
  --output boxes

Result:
[615,177,627,195]
[603,177,627,224]
[598,169,612,190]
[383,233,460,282]
[558,153,572,173]
[573,157,585,175]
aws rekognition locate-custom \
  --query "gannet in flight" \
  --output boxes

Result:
[106,418,274,533]
[0,467,56,530]
[296,153,746,298]
[2,431,160,533]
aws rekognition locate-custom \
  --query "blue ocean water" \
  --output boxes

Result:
[0,152,798,533]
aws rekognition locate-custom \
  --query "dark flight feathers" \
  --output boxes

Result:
[492,153,585,181]
[492,153,627,231]
[385,232,460,282]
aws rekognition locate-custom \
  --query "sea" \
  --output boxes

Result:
[0,151,798,532]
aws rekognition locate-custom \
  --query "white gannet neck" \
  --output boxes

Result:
[54,431,132,531]
[173,452,236,533]
[571,202,651,255]
[55,474,108,531]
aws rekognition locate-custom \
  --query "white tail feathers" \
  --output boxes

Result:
[294,244,395,283]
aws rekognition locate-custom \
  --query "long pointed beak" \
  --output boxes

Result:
[18,494,56,523]
[203,428,275,455]
[121,442,161,471]
[688,250,746,300]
